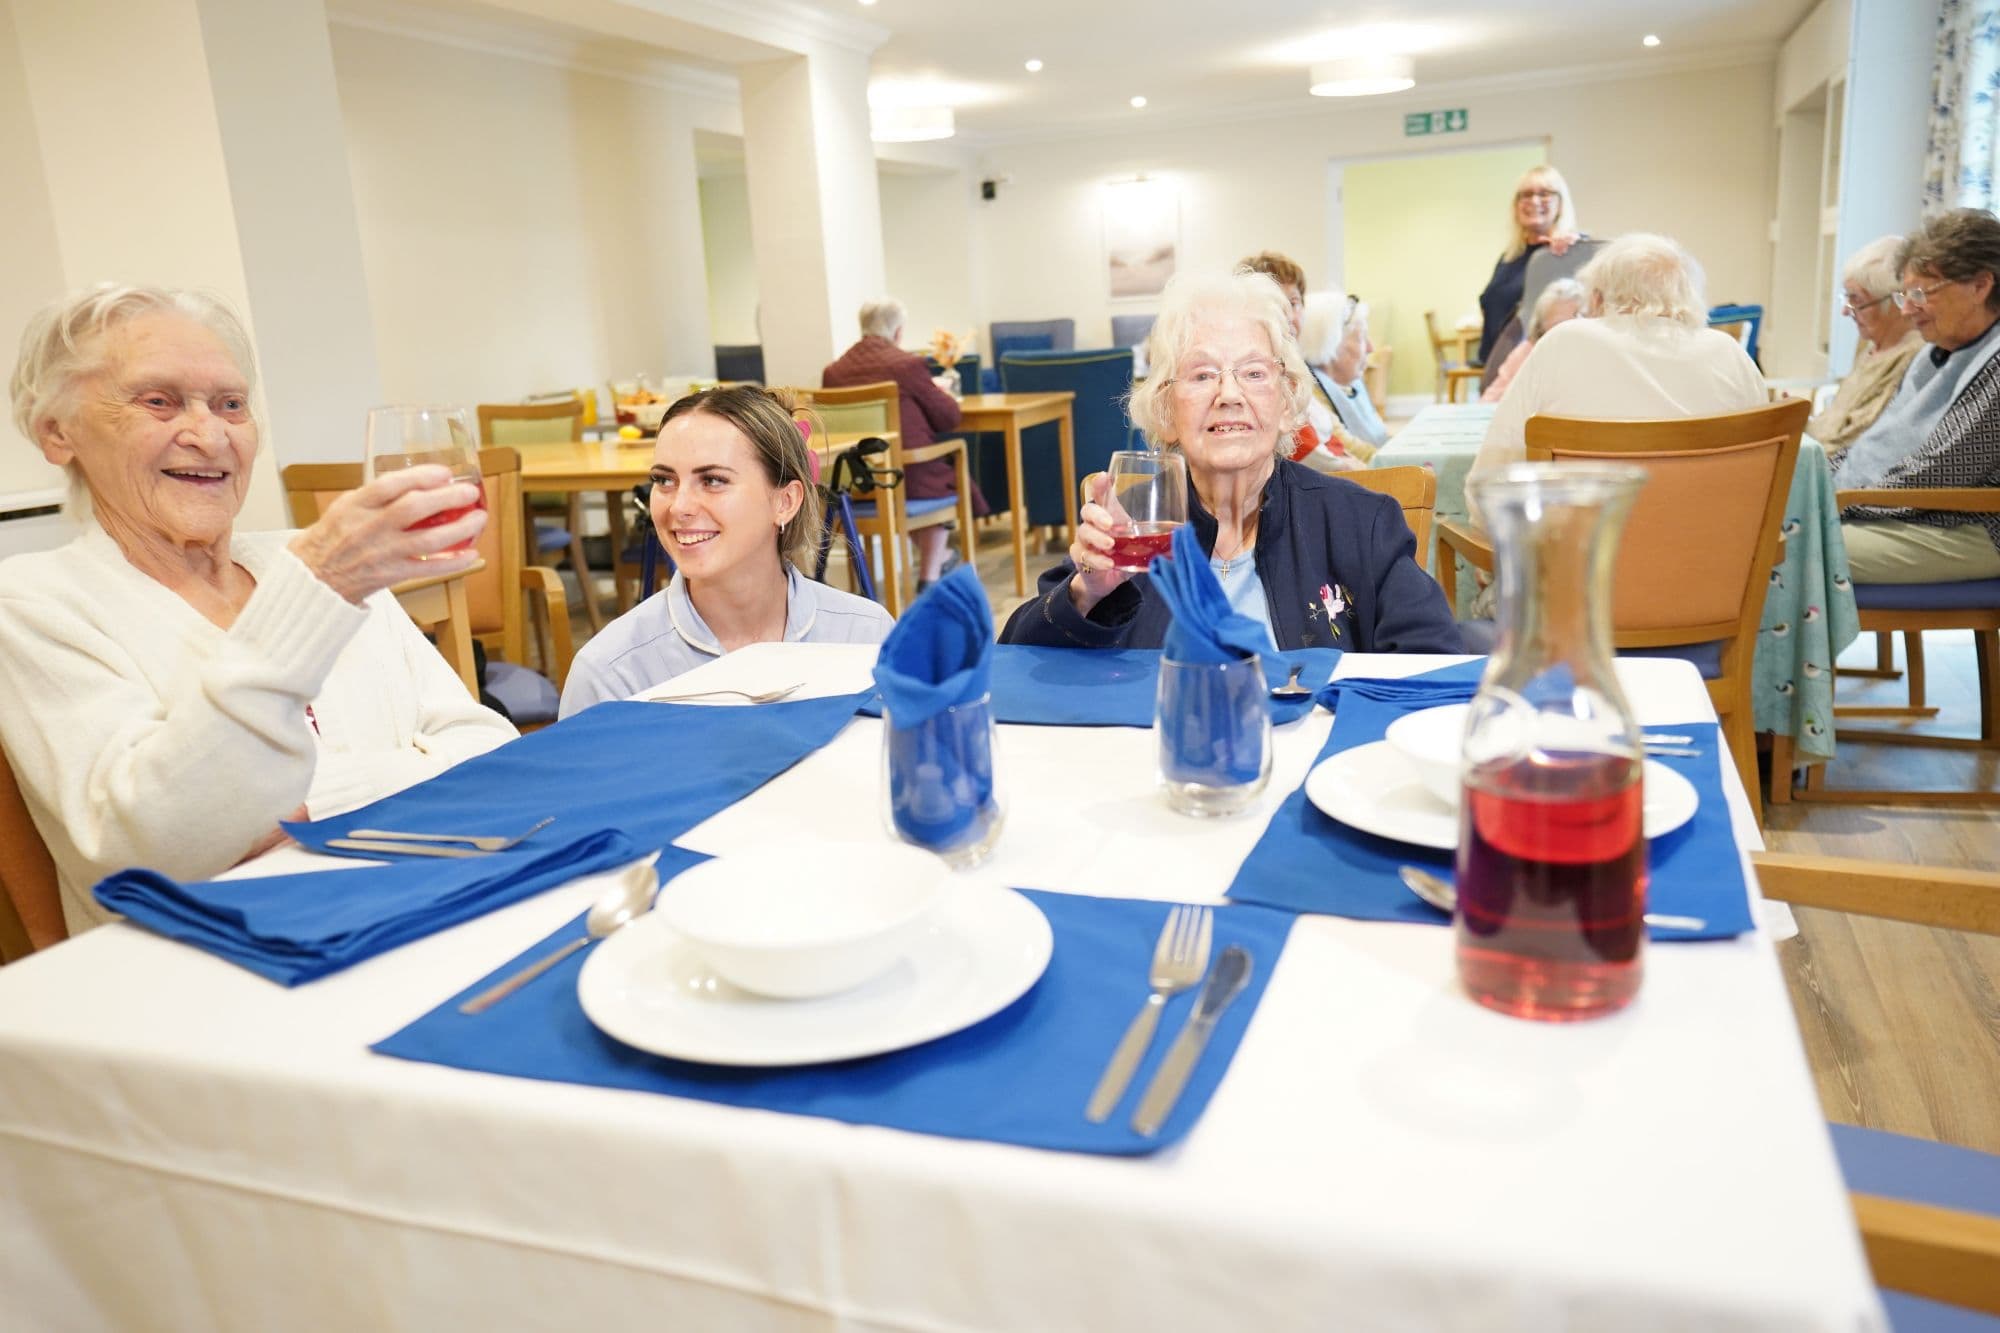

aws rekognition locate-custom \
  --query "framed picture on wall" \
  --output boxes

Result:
[1105,179,1177,300]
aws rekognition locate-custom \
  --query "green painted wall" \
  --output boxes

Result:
[1342,143,1546,399]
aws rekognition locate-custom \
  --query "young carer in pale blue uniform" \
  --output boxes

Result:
[560,386,892,717]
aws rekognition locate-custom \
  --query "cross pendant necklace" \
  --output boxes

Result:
[1213,529,1252,576]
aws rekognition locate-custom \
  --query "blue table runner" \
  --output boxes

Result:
[376,890,1296,1155]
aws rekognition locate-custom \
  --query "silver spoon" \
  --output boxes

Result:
[458,861,657,1013]
[1269,664,1312,699]
[1397,865,1707,933]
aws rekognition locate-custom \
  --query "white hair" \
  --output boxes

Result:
[10,284,259,517]
[1841,236,1905,300]
[1127,269,1312,452]
[1526,278,1585,341]
[858,297,906,340]
[1577,233,1708,328]
[1298,290,1363,366]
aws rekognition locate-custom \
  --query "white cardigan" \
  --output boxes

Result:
[0,525,516,933]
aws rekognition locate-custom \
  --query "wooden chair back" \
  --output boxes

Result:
[0,737,63,961]
[1750,851,2000,1317]
[476,400,581,446]
[1342,465,1436,557]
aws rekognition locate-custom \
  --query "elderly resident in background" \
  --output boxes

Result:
[1480,278,1585,403]
[1000,269,1459,654]
[822,297,988,591]
[1471,233,1768,504]
[1475,164,1582,365]
[1837,208,2000,583]
[0,285,515,936]
[1240,253,1376,472]
[1300,290,1389,449]
[1807,236,1924,452]
[560,386,893,716]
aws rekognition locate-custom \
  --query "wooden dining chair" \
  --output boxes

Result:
[796,381,976,617]
[477,400,602,633]
[0,737,63,963]
[1778,486,2000,807]
[1750,851,2000,1322]
[1422,311,1482,404]
[1342,465,1437,558]
[1435,400,1809,824]
[282,448,573,728]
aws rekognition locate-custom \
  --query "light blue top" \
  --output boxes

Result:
[1314,367,1390,448]
[1210,549,1278,653]
[558,564,894,717]
[1835,317,2000,488]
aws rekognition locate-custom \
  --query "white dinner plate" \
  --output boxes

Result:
[577,886,1053,1067]
[1304,740,1699,851]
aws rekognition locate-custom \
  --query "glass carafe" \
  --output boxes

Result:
[1457,463,1648,1021]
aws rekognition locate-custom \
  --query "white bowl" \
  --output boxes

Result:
[631,400,670,431]
[1384,703,1470,810]
[653,845,945,999]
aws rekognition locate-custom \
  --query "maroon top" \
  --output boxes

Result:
[822,335,988,511]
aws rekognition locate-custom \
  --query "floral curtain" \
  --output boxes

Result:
[1924,0,2000,212]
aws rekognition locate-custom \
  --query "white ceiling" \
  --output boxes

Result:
[337,0,1821,144]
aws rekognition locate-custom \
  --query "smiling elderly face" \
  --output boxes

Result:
[38,312,258,552]
[1167,313,1288,480]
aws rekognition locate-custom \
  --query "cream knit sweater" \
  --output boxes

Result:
[0,524,516,934]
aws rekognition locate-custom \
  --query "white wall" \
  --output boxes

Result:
[974,59,1778,350]
[329,23,715,409]
[0,0,67,500]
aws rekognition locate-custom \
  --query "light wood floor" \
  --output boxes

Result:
[566,531,2000,1156]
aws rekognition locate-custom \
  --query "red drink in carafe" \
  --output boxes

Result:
[1456,750,1645,1021]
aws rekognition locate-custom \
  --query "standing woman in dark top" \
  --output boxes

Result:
[1476,164,1581,365]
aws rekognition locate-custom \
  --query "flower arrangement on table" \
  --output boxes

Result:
[929,328,974,398]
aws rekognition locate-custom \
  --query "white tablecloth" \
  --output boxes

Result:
[0,648,1884,1331]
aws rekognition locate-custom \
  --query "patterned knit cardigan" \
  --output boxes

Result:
[1843,347,2000,553]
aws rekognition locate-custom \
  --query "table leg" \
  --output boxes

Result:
[435,578,478,699]
[606,491,633,613]
[1057,409,1078,547]
[1006,423,1029,594]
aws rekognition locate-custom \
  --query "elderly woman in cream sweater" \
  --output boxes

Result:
[0,285,515,937]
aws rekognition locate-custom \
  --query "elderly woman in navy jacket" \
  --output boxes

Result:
[1001,269,1460,653]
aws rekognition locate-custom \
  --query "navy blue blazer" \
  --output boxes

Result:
[999,459,1462,654]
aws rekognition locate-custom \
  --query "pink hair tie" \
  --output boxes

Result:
[794,417,813,442]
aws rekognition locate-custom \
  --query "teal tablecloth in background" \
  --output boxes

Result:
[1373,407,1859,766]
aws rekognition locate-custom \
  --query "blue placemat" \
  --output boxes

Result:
[858,645,1341,728]
[1227,665,1755,941]
[285,693,869,859]
[94,829,652,985]
[375,890,1296,1155]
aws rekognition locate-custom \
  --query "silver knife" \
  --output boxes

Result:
[1132,945,1252,1137]
[323,838,486,858]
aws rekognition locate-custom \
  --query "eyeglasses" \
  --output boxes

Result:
[1893,280,1953,311]
[1839,291,1893,317]
[1168,358,1285,398]
[1515,188,1560,203]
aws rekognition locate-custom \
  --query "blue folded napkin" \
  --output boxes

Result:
[1228,662,1756,940]
[873,567,1000,853]
[94,828,650,985]
[1148,522,1275,662]
[375,890,1296,1155]
[857,645,1341,728]
[284,693,868,860]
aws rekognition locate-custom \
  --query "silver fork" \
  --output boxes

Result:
[343,815,554,852]
[646,683,804,704]
[1085,904,1213,1122]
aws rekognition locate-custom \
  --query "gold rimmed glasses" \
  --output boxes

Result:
[1892,280,1953,312]
[1167,358,1285,400]
[1839,291,1893,318]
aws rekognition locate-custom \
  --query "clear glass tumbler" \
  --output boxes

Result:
[1156,655,1272,816]
[881,694,1005,868]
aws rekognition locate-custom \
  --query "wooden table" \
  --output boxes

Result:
[958,391,1077,594]
[391,560,480,697]
[517,435,895,611]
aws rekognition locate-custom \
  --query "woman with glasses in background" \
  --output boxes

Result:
[1475,164,1582,365]
[1805,236,1923,452]
[999,269,1458,654]
[1837,208,2000,583]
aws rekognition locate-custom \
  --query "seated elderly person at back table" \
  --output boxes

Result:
[1808,235,1924,453]
[0,285,516,937]
[559,386,894,716]
[822,296,989,592]
[1470,232,1768,504]
[1836,208,2000,583]
[1000,269,1460,654]
[1299,289,1389,453]
[1479,279,1584,403]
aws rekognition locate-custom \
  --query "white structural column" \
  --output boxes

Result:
[739,44,887,387]
[10,0,383,527]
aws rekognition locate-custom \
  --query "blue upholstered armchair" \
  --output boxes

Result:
[993,347,1141,528]
[984,320,1075,392]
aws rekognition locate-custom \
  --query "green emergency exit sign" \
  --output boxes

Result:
[1404,108,1469,136]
